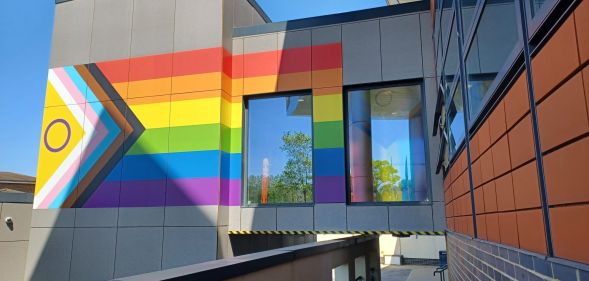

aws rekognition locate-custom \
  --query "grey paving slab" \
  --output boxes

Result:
[162,226,217,269]
[342,20,382,85]
[114,227,163,278]
[90,0,132,62]
[381,14,423,80]
[70,227,117,281]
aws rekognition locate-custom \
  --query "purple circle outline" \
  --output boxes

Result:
[44,119,71,153]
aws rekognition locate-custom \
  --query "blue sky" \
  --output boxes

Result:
[0,1,54,176]
[0,0,386,177]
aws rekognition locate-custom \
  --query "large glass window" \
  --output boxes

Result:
[465,0,520,120]
[245,93,313,205]
[347,85,428,203]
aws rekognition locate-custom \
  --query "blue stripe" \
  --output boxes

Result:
[221,152,241,179]
[313,148,345,176]
[120,150,221,180]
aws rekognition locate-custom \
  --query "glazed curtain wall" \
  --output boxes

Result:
[438,0,589,267]
[35,38,346,209]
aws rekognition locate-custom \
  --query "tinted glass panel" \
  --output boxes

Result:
[448,80,465,156]
[465,0,519,120]
[347,85,428,203]
[245,94,313,205]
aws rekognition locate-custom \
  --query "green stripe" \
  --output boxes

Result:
[313,121,343,149]
[127,127,169,155]
[126,124,221,155]
[221,125,242,153]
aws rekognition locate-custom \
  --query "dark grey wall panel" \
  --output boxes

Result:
[130,0,175,57]
[347,206,388,230]
[342,20,382,85]
[24,228,74,281]
[244,33,277,53]
[50,0,94,67]
[276,207,313,230]
[114,227,163,278]
[388,205,433,230]
[90,0,132,62]
[420,13,436,78]
[424,77,444,202]
[278,30,311,50]
[175,0,222,52]
[234,0,254,27]
[70,228,117,281]
[381,14,423,81]
[312,25,341,45]
[162,227,217,269]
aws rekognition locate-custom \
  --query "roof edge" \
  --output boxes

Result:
[247,0,272,23]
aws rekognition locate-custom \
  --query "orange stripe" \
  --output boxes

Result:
[312,68,342,89]
[313,86,343,96]
[171,72,222,94]
[127,77,171,98]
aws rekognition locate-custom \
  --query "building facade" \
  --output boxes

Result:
[435,0,589,279]
[28,0,446,280]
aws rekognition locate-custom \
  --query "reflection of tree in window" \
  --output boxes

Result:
[246,94,313,205]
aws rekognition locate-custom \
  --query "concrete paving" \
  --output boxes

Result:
[381,265,445,281]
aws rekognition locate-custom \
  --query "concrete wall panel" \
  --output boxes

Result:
[277,207,313,230]
[314,203,346,230]
[389,205,433,230]
[114,227,163,278]
[70,228,116,281]
[342,20,382,85]
[130,0,175,57]
[0,203,32,241]
[347,206,388,230]
[25,228,74,281]
[175,0,222,52]
[164,205,218,227]
[240,207,277,230]
[118,207,165,227]
[74,208,118,227]
[0,241,28,281]
[381,14,423,80]
[162,226,217,269]
[50,0,94,67]
[30,209,75,228]
[90,0,133,62]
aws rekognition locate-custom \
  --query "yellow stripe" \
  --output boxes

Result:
[169,97,220,126]
[128,98,170,129]
[313,94,343,122]
[221,98,242,128]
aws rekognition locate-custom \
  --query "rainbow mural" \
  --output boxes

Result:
[36,42,346,209]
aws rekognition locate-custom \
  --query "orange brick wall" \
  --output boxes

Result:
[443,0,589,265]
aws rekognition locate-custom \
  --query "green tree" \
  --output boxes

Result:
[274,131,313,203]
[372,160,402,201]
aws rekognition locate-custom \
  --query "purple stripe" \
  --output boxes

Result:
[315,176,346,203]
[83,181,120,208]
[166,178,219,206]
[220,179,241,206]
[119,179,166,207]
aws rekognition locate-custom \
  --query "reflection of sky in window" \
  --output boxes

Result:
[450,111,465,149]
[247,96,312,176]
[371,119,411,181]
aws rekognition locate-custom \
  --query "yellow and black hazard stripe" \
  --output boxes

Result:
[227,230,445,236]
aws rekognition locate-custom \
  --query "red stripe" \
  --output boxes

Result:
[278,47,312,74]
[312,43,342,70]
[243,51,278,77]
[231,54,244,79]
[172,47,224,77]
[129,53,173,81]
[96,59,129,83]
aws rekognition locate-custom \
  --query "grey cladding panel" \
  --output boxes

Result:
[25,228,74,281]
[114,227,163,278]
[342,20,382,85]
[118,207,164,227]
[347,206,388,230]
[388,205,433,230]
[30,208,75,227]
[312,25,341,45]
[240,207,276,230]
[50,0,94,67]
[276,207,313,230]
[234,0,253,27]
[164,205,218,227]
[278,30,311,50]
[432,202,446,230]
[175,0,222,52]
[420,13,436,78]
[162,227,217,269]
[381,14,423,81]
[314,203,347,230]
[0,203,32,241]
[70,228,117,281]
[130,0,175,57]
[244,33,277,53]
[90,0,132,62]
[74,207,118,227]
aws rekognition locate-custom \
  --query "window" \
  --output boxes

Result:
[448,80,465,156]
[465,0,520,120]
[244,93,313,205]
[347,84,428,203]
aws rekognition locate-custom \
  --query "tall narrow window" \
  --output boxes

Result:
[245,93,313,205]
[347,85,428,203]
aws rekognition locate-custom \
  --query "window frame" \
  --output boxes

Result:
[241,90,316,207]
[343,80,433,206]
